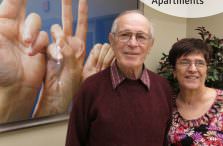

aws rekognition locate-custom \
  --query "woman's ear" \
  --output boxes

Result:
[173,70,176,79]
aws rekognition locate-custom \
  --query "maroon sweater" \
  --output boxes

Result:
[66,67,172,146]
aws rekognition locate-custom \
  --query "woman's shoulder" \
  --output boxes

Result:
[215,89,223,115]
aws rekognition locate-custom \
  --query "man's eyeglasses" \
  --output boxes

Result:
[113,31,152,44]
[177,60,207,69]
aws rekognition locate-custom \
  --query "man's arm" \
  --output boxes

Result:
[65,86,89,146]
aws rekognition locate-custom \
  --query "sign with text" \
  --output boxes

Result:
[140,0,223,18]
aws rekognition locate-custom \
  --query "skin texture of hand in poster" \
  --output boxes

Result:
[0,0,114,124]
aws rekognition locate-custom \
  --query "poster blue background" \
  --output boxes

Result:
[27,0,138,57]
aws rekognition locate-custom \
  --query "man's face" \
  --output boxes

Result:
[109,13,153,69]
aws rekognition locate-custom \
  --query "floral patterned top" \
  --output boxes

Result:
[168,89,223,146]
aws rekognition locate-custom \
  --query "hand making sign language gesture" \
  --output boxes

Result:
[0,0,114,123]
[0,0,49,123]
[34,0,89,117]
[35,0,114,117]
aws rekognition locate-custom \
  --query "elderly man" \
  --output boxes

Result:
[66,10,172,146]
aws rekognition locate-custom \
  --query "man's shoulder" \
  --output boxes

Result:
[86,67,110,82]
[81,67,111,89]
[146,68,167,82]
[75,67,112,99]
[145,68,172,90]
[146,68,173,103]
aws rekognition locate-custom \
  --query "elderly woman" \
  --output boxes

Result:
[167,38,223,145]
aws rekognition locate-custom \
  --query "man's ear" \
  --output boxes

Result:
[146,38,155,55]
[109,33,115,46]
[173,70,176,79]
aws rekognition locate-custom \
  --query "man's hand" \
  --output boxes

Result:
[0,0,48,123]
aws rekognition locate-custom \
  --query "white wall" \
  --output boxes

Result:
[143,5,223,72]
[143,5,187,72]
[187,13,223,38]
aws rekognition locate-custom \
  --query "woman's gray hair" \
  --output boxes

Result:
[110,10,154,39]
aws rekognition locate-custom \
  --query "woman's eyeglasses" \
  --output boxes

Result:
[177,60,207,69]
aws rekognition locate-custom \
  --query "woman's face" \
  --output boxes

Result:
[174,53,207,91]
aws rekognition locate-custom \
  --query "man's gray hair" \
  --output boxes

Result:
[110,10,154,39]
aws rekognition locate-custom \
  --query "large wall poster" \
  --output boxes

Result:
[0,0,138,132]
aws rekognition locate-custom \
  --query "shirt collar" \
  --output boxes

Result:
[110,61,150,90]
